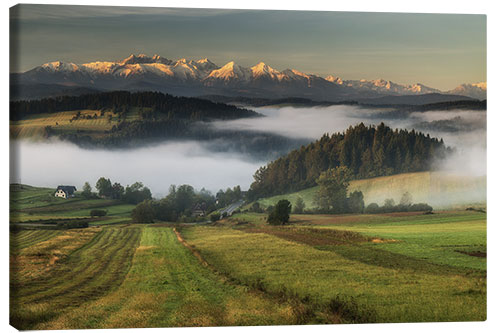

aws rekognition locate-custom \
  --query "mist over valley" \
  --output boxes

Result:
[11,102,486,204]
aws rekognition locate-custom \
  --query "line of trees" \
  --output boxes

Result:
[311,167,432,215]
[82,178,152,204]
[10,90,259,121]
[260,166,432,223]
[131,185,216,223]
[248,122,450,200]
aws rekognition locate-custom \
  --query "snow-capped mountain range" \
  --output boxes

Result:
[11,54,486,101]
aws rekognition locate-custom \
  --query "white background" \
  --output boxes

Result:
[2,1,498,333]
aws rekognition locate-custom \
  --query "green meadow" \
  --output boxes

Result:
[9,185,487,328]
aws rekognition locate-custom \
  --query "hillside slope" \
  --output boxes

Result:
[256,171,486,210]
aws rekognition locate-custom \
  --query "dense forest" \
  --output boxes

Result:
[10,91,259,121]
[248,123,451,199]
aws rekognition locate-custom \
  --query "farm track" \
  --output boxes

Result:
[10,227,142,329]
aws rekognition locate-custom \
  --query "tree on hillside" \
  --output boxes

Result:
[399,192,413,208]
[293,197,306,214]
[131,200,155,223]
[382,198,396,212]
[250,202,263,213]
[111,182,125,199]
[267,199,291,225]
[314,166,353,213]
[95,177,113,197]
[123,182,152,204]
[82,182,92,199]
[347,191,365,214]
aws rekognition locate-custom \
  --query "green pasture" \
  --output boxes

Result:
[181,222,486,323]
[10,184,135,225]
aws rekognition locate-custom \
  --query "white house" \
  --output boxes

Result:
[55,185,77,199]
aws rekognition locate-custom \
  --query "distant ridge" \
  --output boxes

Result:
[356,93,478,106]
[11,53,486,102]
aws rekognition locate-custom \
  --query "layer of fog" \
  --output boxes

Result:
[212,105,487,177]
[11,105,486,203]
[10,140,263,197]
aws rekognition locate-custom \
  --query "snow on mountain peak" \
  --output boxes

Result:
[207,61,252,81]
[447,82,487,99]
[250,62,284,80]
[472,82,487,90]
[325,75,343,84]
[41,61,79,72]
[26,54,486,100]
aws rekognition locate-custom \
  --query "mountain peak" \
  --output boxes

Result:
[20,54,486,100]
[40,61,78,72]
[207,61,251,81]
[223,61,236,68]
[251,62,282,79]
[325,75,343,84]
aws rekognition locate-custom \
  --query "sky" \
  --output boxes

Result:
[9,4,486,90]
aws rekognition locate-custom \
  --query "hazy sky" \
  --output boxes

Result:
[10,4,486,90]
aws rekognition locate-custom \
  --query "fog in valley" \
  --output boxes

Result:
[10,140,263,198]
[11,105,486,202]
[213,105,487,177]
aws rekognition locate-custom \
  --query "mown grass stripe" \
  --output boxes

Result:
[10,230,61,250]
[10,227,142,329]
[14,228,128,297]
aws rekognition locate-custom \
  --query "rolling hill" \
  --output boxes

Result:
[255,171,486,210]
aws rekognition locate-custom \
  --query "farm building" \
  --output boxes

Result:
[55,185,77,199]
[192,202,207,217]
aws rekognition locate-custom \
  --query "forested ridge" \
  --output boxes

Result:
[10,91,258,121]
[248,123,450,199]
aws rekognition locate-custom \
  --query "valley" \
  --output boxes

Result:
[8,5,488,331]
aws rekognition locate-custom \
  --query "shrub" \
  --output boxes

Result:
[56,220,89,229]
[365,203,380,214]
[267,199,291,225]
[409,203,433,212]
[90,209,107,217]
[131,200,155,223]
[210,213,221,222]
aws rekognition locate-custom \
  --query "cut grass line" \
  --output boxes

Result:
[10,226,142,330]
[10,230,61,250]
[36,227,300,329]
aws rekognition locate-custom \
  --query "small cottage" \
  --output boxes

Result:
[192,202,207,217]
[55,185,77,199]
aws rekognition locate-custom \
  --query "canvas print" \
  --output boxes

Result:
[9,4,486,329]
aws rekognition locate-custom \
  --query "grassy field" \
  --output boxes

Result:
[31,226,304,329]
[10,184,134,225]
[9,183,487,327]
[10,107,147,140]
[10,226,141,329]
[180,210,486,323]
[10,229,62,251]
[255,171,486,210]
